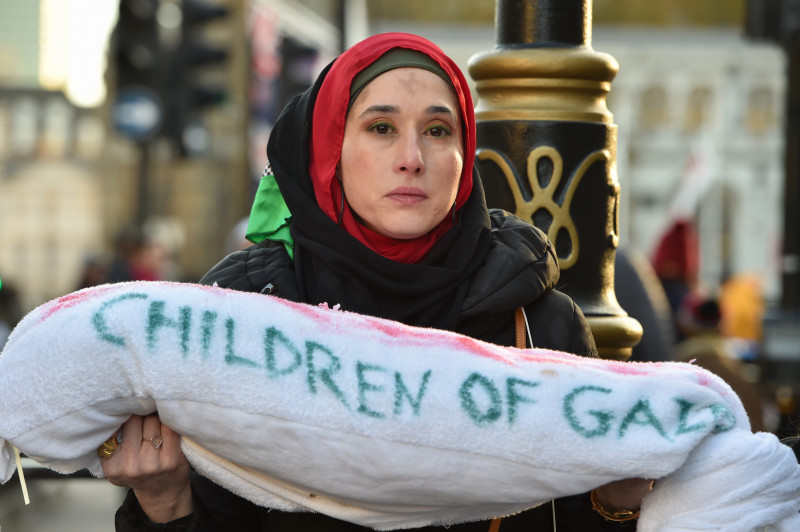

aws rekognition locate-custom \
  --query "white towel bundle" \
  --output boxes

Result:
[0,281,798,530]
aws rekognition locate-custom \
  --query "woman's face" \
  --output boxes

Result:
[340,67,464,240]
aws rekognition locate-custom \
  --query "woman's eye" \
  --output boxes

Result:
[369,123,393,135]
[427,125,450,137]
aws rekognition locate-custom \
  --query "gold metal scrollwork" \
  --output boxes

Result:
[477,146,610,270]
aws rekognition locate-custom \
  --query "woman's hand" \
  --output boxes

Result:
[592,477,654,514]
[101,413,193,523]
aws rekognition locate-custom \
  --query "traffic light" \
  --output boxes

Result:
[111,0,165,142]
[114,0,160,89]
[162,0,230,156]
[111,0,229,154]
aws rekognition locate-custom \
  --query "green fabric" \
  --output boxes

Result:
[246,173,294,260]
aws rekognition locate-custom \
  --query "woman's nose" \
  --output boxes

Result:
[394,134,425,174]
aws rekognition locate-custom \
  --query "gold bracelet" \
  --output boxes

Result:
[590,489,640,522]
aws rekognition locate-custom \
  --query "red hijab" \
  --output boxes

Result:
[309,33,476,264]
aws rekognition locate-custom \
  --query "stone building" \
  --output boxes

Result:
[375,21,787,302]
[0,90,108,311]
[0,1,250,313]
[600,27,785,302]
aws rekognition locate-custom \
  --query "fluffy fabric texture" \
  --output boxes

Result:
[1,281,799,531]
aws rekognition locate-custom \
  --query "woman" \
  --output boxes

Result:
[102,33,652,531]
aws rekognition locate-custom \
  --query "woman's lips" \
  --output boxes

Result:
[386,187,427,204]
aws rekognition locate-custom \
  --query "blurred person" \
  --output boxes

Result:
[718,273,765,362]
[651,219,699,341]
[99,32,654,531]
[77,256,109,289]
[107,227,146,283]
[614,246,676,362]
[128,239,169,282]
[673,292,767,432]
[107,227,171,283]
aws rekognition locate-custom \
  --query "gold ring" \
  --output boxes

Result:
[97,435,119,460]
[149,434,163,449]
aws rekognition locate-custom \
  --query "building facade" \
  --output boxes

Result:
[600,27,786,302]
[376,21,787,303]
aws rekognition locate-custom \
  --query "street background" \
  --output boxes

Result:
[1,0,798,530]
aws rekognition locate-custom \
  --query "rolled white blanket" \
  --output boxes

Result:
[0,281,798,530]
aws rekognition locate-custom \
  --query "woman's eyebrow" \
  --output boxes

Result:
[359,104,457,120]
[359,104,398,118]
[427,105,457,119]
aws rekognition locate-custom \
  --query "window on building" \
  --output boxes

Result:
[42,97,73,157]
[10,97,38,156]
[745,87,774,135]
[684,87,713,133]
[639,86,668,131]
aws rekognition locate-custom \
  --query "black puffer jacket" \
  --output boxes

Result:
[114,210,637,532]
[200,210,595,357]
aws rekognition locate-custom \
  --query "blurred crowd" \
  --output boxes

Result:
[617,218,794,438]
[77,227,174,288]
[0,225,177,351]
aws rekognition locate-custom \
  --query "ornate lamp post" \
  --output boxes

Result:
[469,0,641,360]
